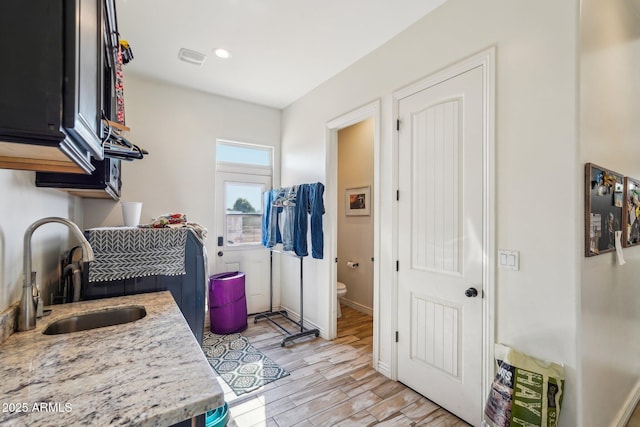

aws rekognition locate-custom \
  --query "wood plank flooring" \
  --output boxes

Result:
[627,402,640,427]
[214,304,470,426]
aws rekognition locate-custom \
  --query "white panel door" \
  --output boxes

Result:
[214,172,271,314]
[397,65,484,425]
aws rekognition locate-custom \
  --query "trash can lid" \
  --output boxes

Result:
[210,271,245,280]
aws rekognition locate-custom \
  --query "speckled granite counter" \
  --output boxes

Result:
[0,291,223,426]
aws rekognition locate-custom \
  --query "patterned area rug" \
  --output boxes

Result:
[202,332,290,396]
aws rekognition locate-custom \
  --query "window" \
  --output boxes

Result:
[216,140,272,168]
[224,181,265,246]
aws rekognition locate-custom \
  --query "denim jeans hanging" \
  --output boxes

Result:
[308,182,325,259]
[262,189,282,248]
[280,186,297,251]
[263,183,324,258]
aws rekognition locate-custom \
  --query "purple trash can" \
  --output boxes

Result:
[209,272,248,334]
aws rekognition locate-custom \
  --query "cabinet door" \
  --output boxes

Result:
[0,2,64,142]
[63,0,104,160]
[103,0,119,121]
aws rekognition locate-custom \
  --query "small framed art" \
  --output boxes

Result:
[345,186,371,216]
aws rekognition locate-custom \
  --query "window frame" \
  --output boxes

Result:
[216,139,273,176]
[215,139,274,250]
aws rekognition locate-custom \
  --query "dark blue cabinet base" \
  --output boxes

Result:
[81,231,206,344]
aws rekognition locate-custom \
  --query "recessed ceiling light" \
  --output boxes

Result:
[214,48,231,59]
[178,48,207,66]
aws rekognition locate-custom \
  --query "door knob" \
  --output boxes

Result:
[465,287,478,298]
[217,251,223,257]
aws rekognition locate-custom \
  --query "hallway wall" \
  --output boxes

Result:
[579,1,640,425]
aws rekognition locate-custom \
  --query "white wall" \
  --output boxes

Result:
[83,74,282,277]
[281,0,580,424]
[337,119,374,313]
[579,1,640,425]
[0,170,83,312]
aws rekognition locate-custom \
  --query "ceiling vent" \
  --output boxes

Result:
[178,48,207,66]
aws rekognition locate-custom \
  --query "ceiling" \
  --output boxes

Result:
[115,0,448,109]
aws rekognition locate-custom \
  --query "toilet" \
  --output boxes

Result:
[336,281,347,318]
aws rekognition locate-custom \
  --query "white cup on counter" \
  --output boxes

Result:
[121,201,143,227]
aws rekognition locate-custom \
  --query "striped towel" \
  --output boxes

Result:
[86,227,188,282]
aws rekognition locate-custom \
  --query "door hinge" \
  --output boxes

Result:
[396,119,400,131]
[396,190,399,201]
[335,257,338,263]
[396,260,399,271]
[395,331,399,342]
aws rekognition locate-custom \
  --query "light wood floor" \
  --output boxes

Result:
[216,304,470,426]
[627,403,640,427]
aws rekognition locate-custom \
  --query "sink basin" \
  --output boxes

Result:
[43,305,147,335]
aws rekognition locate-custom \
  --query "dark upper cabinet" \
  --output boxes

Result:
[63,0,104,162]
[0,0,111,174]
[0,3,64,146]
[36,157,121,200]
[36,0,124,199]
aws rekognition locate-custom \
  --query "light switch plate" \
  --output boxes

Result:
[498,249,519,271]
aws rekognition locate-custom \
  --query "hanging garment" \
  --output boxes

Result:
[262,189,282,248]
[291,182,325,258]
[280,186,297,251]
[308,182,325,259]
[262,183,324,259]
[293,184,309,257]
[262,190,271,247]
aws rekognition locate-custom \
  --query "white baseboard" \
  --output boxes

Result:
[340,298,373,316]
[276,305,326,339]
[377,361,392,378]
[613,379,640,427]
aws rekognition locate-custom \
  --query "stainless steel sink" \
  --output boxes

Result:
[43,305,147,335]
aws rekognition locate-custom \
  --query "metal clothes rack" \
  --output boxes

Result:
[254,249,320,347]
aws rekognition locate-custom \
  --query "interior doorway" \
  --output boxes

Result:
[326,100,381,368]
[337,118,375,323]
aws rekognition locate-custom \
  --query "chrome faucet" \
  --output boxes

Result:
[18,217,95,332]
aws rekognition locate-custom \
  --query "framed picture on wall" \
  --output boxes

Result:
[345,186,371,216]
[584,163,624,256]
[623,176,640,247]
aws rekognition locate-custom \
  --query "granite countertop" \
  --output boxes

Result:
[0,291,223,426]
